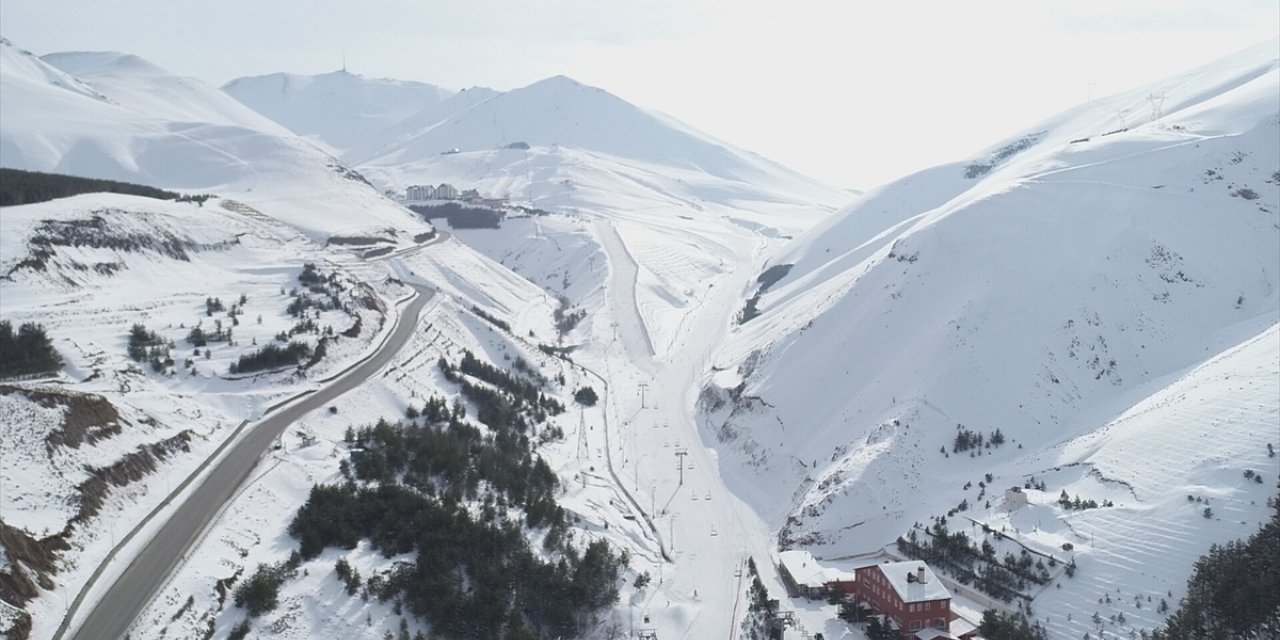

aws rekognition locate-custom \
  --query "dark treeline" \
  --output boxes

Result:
[0,321,62,378]
[409,202,502,229]
[471,306,511,332]
[229,341,310,374]
[1153,485,1280,639]
[0,167,211,207]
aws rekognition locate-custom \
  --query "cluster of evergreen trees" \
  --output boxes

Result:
[553,297,586,337]
[952,424,1005,454]
[740,558,781,640]
[127,323,173,372]
[898,520,1057,602]
[228,341,310,374]
[574,387,598,407]
[286,263,346,318]
[341,416,563,529]
[1151,485,1279,639]
[1058,490,1113,511]
[234,559,295,617]
[438,352,564,431]
[0,321,61,378]
[977,610,1048,640]
[186,319,231,348]
[290,412,624,638]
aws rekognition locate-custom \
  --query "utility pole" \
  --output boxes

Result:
[1147,91,1166,121]
[675,449,688,486]
[670,513,675,552]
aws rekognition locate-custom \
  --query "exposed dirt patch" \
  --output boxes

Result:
[0,387,193,610]
[0,386,123,451]
[326,235,392,246]
[0,521,66,608]
[72,430,193,525]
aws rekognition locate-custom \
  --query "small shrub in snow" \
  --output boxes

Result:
[574,386,599,406]
[233,563,289,617]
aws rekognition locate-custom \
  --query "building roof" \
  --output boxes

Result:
[824,564,857,583]
[861,561,951,603]
[914,629,957,640]
[950,617,978,638]
[779,549,827,587]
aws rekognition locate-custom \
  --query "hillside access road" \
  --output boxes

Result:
[64,282,436,640]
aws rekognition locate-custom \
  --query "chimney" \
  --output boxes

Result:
[917,566,927,584]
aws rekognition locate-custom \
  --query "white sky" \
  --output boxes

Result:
[2,1,1277,188]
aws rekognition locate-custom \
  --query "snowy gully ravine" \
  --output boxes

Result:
[579,219,791,639]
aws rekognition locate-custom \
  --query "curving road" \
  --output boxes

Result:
[63,282,436,640]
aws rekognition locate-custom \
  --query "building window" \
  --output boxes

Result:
[933,618,946,628]
[911,620,922,631]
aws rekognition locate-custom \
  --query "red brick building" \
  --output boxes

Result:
[854,561,956,639]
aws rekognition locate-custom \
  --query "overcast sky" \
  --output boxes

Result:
[2,1,1277,188]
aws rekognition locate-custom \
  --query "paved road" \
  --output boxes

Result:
[65,283,435,640]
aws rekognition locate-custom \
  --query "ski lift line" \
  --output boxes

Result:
[557,352,671,562]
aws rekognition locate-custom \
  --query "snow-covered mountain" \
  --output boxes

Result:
[0,39,430,244]
[351,74,846,207]
[699,40,1279,638]
[223,70,452,155]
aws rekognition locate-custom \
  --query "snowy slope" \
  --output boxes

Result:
[0,191,425,640]
[699,40,1279,637]
[0,39,431,245]
[340,85,501,166]
[223,71,452,155]
[43,51,296,135]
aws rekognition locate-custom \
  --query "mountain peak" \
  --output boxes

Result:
[41,51,169,79]
[223,70,453,154]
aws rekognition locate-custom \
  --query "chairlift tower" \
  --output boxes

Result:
[576,409,588,460]
[675,449,688,486]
